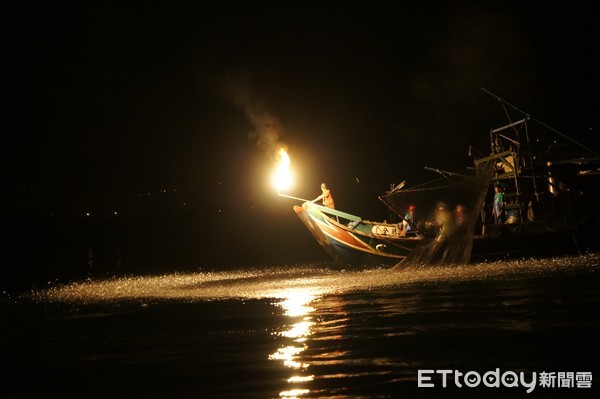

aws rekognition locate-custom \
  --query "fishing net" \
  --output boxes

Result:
[386,161,494,267]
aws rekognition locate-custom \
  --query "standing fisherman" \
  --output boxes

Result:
[313,183,335,209]
[492,184,505,224]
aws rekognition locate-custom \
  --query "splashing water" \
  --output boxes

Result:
[31,253,600,304]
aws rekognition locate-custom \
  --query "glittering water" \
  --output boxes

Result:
[30,254,600,303]
[3,254,600,398]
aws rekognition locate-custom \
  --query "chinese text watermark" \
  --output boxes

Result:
[418,369,592,393]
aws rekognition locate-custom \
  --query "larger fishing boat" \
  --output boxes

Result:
[294,91,600,266]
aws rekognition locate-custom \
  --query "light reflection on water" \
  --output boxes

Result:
[270,290,318,397]
[25,253,600,398]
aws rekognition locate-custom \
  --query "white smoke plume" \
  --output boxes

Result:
[222,77,287,161]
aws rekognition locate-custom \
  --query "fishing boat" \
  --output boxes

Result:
[293,202,420,266]
[293,90,600,266]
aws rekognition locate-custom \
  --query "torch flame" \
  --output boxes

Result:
[272,148,293,192]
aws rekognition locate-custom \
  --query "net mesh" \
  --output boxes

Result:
[387,161,494,267]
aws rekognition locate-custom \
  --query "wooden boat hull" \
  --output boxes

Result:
[295,202,599,266]
[294,203,419,266]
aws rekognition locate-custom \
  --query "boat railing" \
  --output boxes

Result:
[306,202,362,223]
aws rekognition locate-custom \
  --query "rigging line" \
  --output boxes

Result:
[501,101,524,137]
[481,87,599,157]
[533,118,599,157]
[383,178,481,194]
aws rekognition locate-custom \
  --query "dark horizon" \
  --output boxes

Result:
[4,2,599,221]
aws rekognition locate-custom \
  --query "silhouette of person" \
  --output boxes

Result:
[435,203,454,241]
[455,205,466,227]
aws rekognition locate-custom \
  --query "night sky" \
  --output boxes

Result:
[4,2,599,221]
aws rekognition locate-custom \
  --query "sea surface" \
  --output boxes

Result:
[2,253,599,398]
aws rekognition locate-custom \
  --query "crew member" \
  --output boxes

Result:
[313,183,335,209]
[492,184,505,224]
[403,205,416,234]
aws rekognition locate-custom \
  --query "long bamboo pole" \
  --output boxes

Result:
[277,193,312,202]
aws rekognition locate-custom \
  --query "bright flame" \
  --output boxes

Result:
[272,148,293,192]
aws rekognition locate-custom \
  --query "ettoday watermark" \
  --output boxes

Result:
[418,369,592,393]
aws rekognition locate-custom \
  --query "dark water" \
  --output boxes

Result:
[2,255,599,398]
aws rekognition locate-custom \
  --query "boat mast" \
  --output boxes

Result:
[477,88,599,226]
[481,87,599,157]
